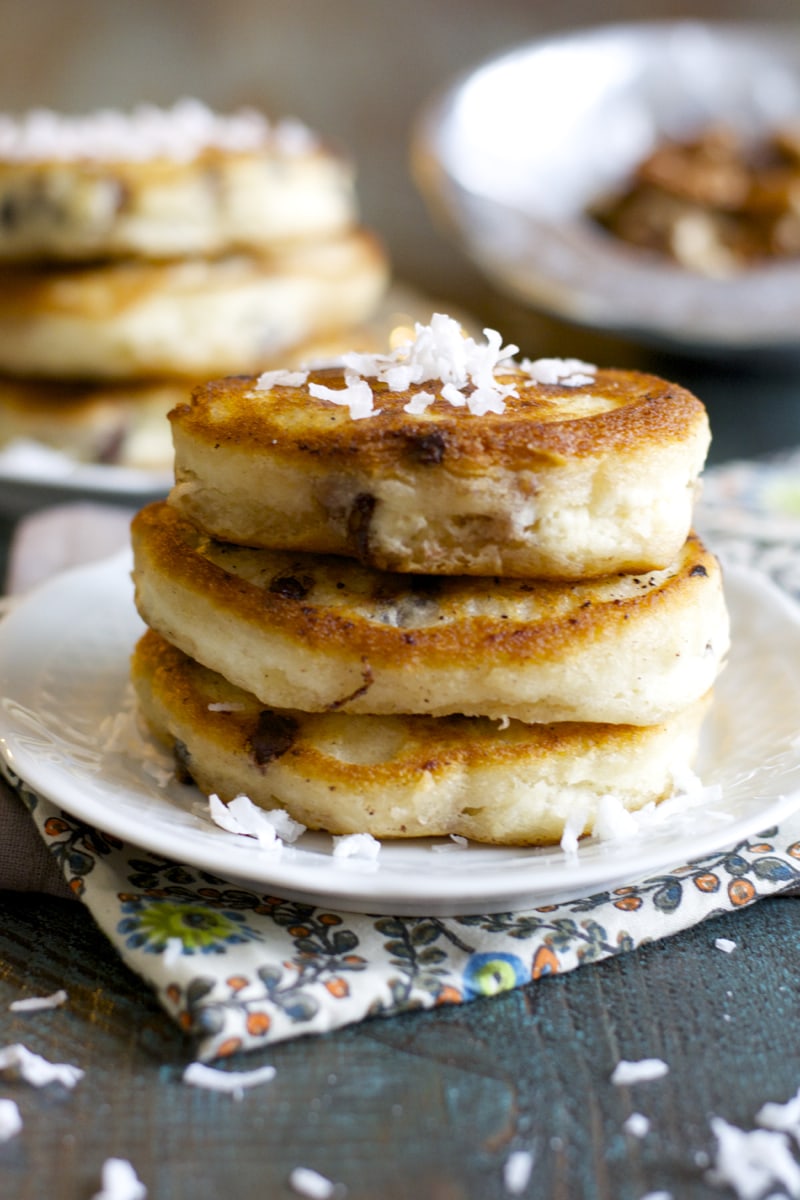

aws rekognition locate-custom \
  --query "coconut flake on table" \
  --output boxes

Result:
[0,99,314,163]
[611,1059,669,1086]
[0,1043,83,1088]
[623,1113,652,1138]
[208,793,306,849]
[706,1116,800,1199]
[757,1087,800,1142]
[0,1098,22,1143]
[183,1061,277,1097]
[715,937,737,954]
[503,1149,535,1195]
[91,1158,147,1200]
[287,1166,342,1199]
[9,989,68,1013]
[331,832,381,860]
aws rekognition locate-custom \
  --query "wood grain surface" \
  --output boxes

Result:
[1,889,798,1199]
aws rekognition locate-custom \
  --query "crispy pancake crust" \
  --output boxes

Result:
[131,500,729,724]
[131,628,711,846]
[0,231,388,379]
[0,143,356,261]
[169,367,710,577]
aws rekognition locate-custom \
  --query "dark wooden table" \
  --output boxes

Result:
[1,889,798,1199]
[2,294,800,1200]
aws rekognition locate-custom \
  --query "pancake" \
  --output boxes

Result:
[131,500,729,725]
[168,319,710,578]
[0,229,389,379]
[0,377,186,469]
[0,101,356,261]
[131,627,711,846]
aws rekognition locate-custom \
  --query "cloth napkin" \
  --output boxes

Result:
[3,459,800,1061]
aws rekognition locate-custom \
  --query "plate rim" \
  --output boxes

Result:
[1,551,799,915]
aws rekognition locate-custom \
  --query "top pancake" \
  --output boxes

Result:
[168,324,710,578]
[0,100,356,262]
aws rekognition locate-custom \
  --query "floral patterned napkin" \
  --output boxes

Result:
[6,451,800,1061]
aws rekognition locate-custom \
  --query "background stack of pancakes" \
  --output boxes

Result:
[130,317,730,847]
[0,99,389,474]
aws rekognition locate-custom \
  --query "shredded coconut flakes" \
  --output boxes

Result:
[757,1087,800,1142]
[92,1159,147,1200]
[183,1061,277,1097]
[707,1116,800,1199]
[611,1058,669,1086]
[9,989,68,1012]
[255,369,310,390]
[623,1112,651,1138]
[0,1043,83,1088]
[0,1099,21,1142]
[288,1167,341,1199]
[253,314,598,419]
[503,1149,535,1194]
[331,832,382,860]
[0,99,314,162]
[208,793,306,850]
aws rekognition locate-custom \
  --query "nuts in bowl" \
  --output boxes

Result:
[413,20,800,354]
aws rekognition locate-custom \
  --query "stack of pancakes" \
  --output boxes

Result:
[130,315,730,846]
[0,99,388,472]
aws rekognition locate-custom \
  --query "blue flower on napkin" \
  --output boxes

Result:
[461,951,527,998]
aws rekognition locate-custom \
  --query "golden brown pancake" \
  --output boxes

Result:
[0,376,186,469]
[168,360,710,578]
[0,230,389,379]
[131,500,729,725]
[0,101,357,262]
[131,627,711,846]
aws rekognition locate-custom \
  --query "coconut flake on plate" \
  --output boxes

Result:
[331,833,381,860]
[0,1043,83,1088]
[208,793,306,849]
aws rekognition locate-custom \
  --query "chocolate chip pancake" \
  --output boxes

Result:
[0,100,357,262]
[0,230,388,380]
[131,627,711,846]
[167,317,710,578]
[131,500,728,725]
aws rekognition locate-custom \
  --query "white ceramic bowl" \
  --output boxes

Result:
[413,20,800,353]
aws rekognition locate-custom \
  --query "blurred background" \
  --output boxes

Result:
[0,0,798,462]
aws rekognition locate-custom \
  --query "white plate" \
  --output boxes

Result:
[0,455,170,520]
[0,552,799,916]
